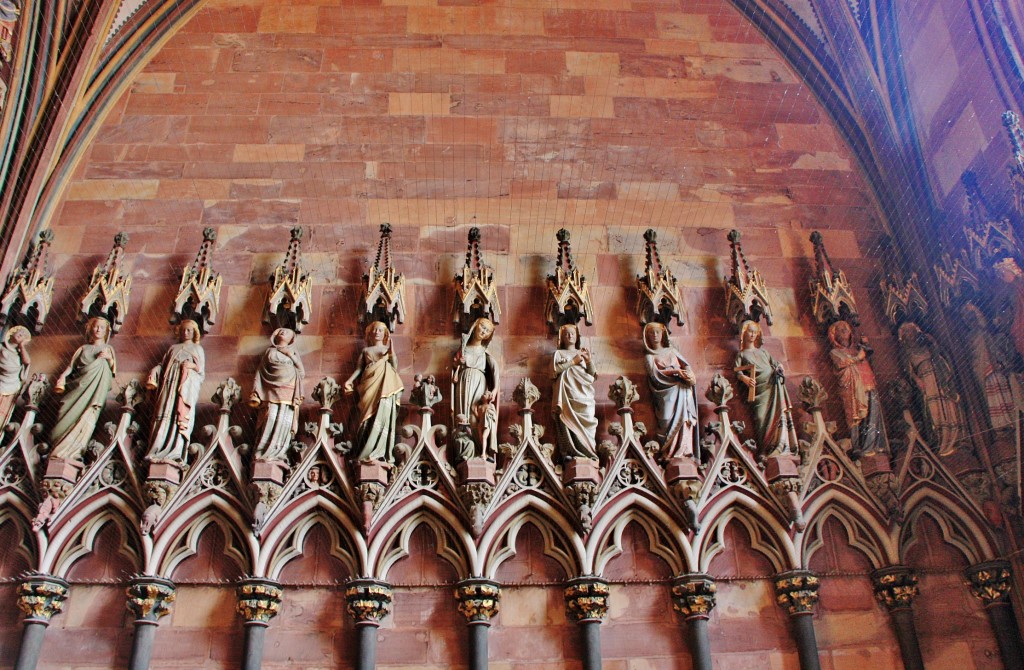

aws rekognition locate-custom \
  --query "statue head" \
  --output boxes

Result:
[827,320,853,348]
[468,317,495,346]
[272,327,296,347]
[994,257,1023,284]
[643,322,669,351]
[739,320,762,348]
[5,325,30,347]
[959,303,987,329]
[558,323,581,350]
[85,317,111,344]
[177,319,201,344]
[364,321,390,347]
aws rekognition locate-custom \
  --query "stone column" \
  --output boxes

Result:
[126,576,177,670]
[345,579,393,670]
[871,566,923,670]
[564,577,610,670]
[236,578,283,670]
[965,561,1024,670]
[670,574,717,670]
[455,578,501,670]
[13,575,69,670]
[774,570,821,670]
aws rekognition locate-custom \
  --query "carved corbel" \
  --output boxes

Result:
[264,226,312,333]
[0,230,54,333]
[126,576,176,622]
[452,227,501,334]
[545,228,594,330]
[345,579,392,626]
[79,232,132,334]
[236,578,283,626]
[360,223,406,331]
[17,574,69,623]
[636,228,686,329]
[723,229,773,330]
[564,577,610,623]
[808,231,858,327]
[774,570,820,616]
[172,227,222,335]
[455,579,501,624]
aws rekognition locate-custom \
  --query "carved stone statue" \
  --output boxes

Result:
[897,321,967,456]
[643,322,698,460]
[345,321,403,464]
[50,317,116,461]
[733,320,797,457]
[250,328,305,463]
[827,320,889,457]
[553,323,598,461]
[452,317,499,461]
[0,325,30,428]
[960,304,1024,435]
[995,258,1024,360]
[146,320,205,463]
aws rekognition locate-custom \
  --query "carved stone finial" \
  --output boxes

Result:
[313,376,343,410]
[964,560,1013,606]
[636,228,686,329]
[172,227,222,335]
[608,376,639,411]
[705,373,734,408]
[798,376,828,410]
[79,233,132,334]
[126,577,176,622]
[264,226,313,333]
[871,566,918,612]
[453,227,501,334]
[670,574,717,620]
[880,270,928,326]
[933,251,979,308]
[1,230,55,334]
[545,228,595,330]
[564,578,610,622]
[808,231,858,327]
[212,378,241,411]
[345,579,393,625]
[774,570,820,616]
[360,223,406,332]
[724,229,773,330]
[17,575,69,623]
[1003,111,1024,214]
[236,578,283,625]
[510,377,540,410]
[454,579,501,623]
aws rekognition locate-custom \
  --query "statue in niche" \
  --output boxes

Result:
[0,325,30,428]
[345,321,403,464]
[896,321,966,456]
[643,322,698,461]
[452,414,476,464]
[146,320,205,463]
[995,258,1024,359]
[50,317,116,461]
[960,304,1024,436]
[452,317,499,461]
[827,320,888,457]
[250,328,305,463]
[734,320,797,457]
[553,323,598,461]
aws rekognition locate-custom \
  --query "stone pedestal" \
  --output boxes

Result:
[253,460,287,484]
[562,459,600,531]
[563,458,600,484]
[43,457,82,484]
[764,453,800,480]
[858,451,892,477]
[459,457,496,484]
[146,462,183,485]
[356,461,390,531]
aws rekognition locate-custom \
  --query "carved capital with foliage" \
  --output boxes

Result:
[17,575,69,623]
[236,578,283,626]
[564,577,610,622]
[871,566,918,612]
[346,579,393,626]
[774,570,820,616]
[671,574,717,620]
[965,560,1013,607]
[455,579,501,624]
[126,576,176,622]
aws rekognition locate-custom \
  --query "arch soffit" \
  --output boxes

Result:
[49,509,141,579]
[588,495,691,576]
[478,495,584,579]
[40,492,141,575]
[899,490,997,566]
[265,512,360,582]
[150,493,255,577]
[800,497,896,571]
[257,495,367,578]
[696,491,798,574]
[369,500,473,581]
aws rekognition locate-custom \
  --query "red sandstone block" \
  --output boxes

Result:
[450,93,550,116]
[323,48,394,73]
[318,7,408,35]
[506,51,567,75]
[228,180,283,199]
[186,115,270,144]
[38,627,126,665]
[182,5,259,33]
[146,48,220,73]
[125,92,208,116]
[95,115,189,145]
[544,10,657,39]
[258,93,321,115]
[261,630,336,665]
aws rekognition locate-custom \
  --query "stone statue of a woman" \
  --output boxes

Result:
[553,323,598,461]
[50,317,116,461]
[345,321,404,464]
[251,327,305,463]
[0,326,31,429]
[643,322,698,461]
[734,320,797,457]
[452,317,499,461]
[146,320,205,463]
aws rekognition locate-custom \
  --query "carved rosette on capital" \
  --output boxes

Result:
[236,578,283,627]
[965,560,1013,607]
[455,579,501,624]
[774,570,820,616]
[17,575,69,623]
[871,566,918,612]
[670,574,717,621]
[564,577,610,623]
[345,579,393,627]
[126,576,177,623]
